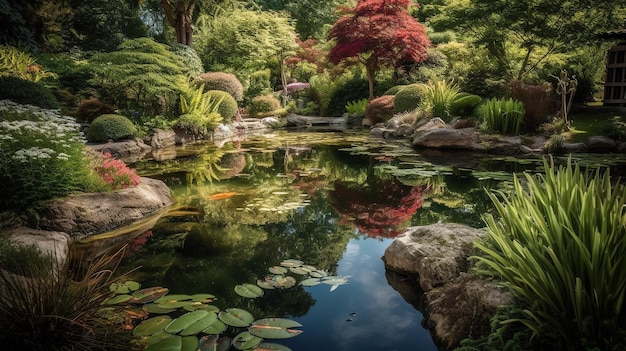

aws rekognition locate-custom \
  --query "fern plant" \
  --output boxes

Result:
[176,84,223,135]
[476,158,626,350]
[345,98,368,116]
[418,80,460,121]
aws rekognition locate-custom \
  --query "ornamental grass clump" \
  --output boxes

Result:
[476,158,626,350]
[0,100,98,212]
[0,244,131,351]
[478,98,525,135]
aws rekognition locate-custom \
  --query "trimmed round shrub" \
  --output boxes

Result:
[364,95,395,125]
[75,97,116,123]
[195,72,244,101]
[383,85,406,96]
[205,90,239,123]
[394,83,425,113]
[248,95,281,117]
[170,44,204,80]
[87,114,138,142]
[0,76,59,109]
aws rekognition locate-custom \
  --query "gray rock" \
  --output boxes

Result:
[415,117,446,132]
[563,142,589,153]
[37,177,174,239]
[89,139,151,162]
[424,273,513,350]
[8,227,70,267]
[618,142,626,153]
[413,128,480,150]
[586,136,616,151]
[393,123,416,137]
[382,223,486,291]
[261,117,281,128]
[149,128,176,149]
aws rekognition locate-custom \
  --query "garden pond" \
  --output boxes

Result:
[94,130,626,351]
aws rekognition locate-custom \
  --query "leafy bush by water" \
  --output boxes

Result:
[175,84,223,136]
[478,98,524,135]
[87,114,138,142]
[195,72,244,101]
[419,80,460,121]
[345,98,368,116]
[204,90,239,123]
[0,101,98,212]
[394,83,424,113]
[170,44,204,81]
[476,158,626,350]
[248,95,281,117]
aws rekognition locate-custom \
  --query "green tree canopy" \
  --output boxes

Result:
[432,0,626,80]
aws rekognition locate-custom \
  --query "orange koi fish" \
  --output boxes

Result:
[207,192,239,200]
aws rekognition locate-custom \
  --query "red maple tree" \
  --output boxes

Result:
[327,0,431,99]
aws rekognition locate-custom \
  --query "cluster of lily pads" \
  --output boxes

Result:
[105,259,349,351]
[234,259,349,298]
[105,281,302,351]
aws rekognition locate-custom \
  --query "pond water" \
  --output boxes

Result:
[113,130,626,351]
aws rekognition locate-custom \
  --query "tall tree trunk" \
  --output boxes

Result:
[161,0,195,46]
[366,63,375,100]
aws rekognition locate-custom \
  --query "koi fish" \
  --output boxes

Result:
[207,192,239,200]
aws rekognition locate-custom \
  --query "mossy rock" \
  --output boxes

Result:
[87,114,138,142]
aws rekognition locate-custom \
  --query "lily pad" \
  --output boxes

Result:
[256,279,276,290]
[180,312,218,336]
[202,319,227,334]
[145,335,198,351]
[309,270,327,278]
[300,278,321,287]
[249,318,303,339]
[134,315,172,337]
[279,259,303,267]
[103,294,133,305]
[191,294,215,303]
[235,283,264,298]
[139,331,172,346]
[132,287,170,304]
[289,267,308,275]
[254,343,293,351]
[165,310,209,334]
[199,335,231,351]
[155,294,193,304]
[158,301,192,309]
[218,308,254,327]
[197,304,220,313]
[232,331,263,350]
[268,266,288,274]
[143,303,176,314]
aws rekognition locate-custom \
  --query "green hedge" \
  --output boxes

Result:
[87,114,138,142]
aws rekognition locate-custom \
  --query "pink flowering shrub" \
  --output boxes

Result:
[94,152,141,190]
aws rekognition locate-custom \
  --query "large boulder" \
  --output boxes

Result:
[586,135,616,151]
[382,223,486,291]
[89,138,151,162]
[413,128,480,150]
[148,128,176,149]
[424,273,513,350]
[37,177,174,239]
[7,227,71,267]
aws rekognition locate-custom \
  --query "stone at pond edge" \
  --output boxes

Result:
[89,138,152,162]
[7,227,70,267]
[37,177,174,239]
[382,223,485,291]
[424,273,513,351]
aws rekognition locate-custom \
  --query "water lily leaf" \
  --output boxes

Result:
[235,283,264,298]
[140,331,172,346]
[202,319,227,334]
[288,267,308,275]
[155,294,193,304]
[301,265,316,272]
[143,303,176,314]
[249,318,303,339]
[257,279,276,290]
[199,335,231,351]
[232,331,263,350]
[180,312,218,336]
[279,259,303,267]
[181,336,199,351]
[165,310,209,334]
[191,294,215,303]
[145,334,181,351]
[103,294,133,305]
[254,343,293,351]
[322,276,349,285]
[329,284,340,292]
[282,276,296,289]
[218,308,254,327]
[268,266,288,274]
[132,287,169,304]
[134,315,172,337]
[183,301,211,312]
[158,301,192,309]
[125,280,141,292]
[300,278,321,287]
[109,283,130,294]
[196,304,220,313]
[308,270,327,278]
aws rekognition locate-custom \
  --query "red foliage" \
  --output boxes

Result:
[364,95,395,125]
[327,0,431,75]
[285,37,328,74]
[329,178,425,238]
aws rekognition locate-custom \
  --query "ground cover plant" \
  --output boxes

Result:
[475,158,626,350]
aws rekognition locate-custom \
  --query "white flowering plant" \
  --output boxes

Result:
[0,100,101,212]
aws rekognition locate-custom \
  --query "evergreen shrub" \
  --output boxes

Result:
[327,77,369,117]
[87,114,138,142]
[75,97,116,123]
[204,90,238,123]
[249,95,281,117]
[170,43,204,80]
[195,72,244,101]
[394,84,425,113]
[0,77,59,109]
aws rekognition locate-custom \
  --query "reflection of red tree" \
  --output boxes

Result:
[329,180,424,238]
[126,230,153,257]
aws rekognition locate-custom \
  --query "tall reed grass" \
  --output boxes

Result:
[478,98,524,135]
[476,158,626,350]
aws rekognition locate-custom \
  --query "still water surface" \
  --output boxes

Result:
[118,130,626,350]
